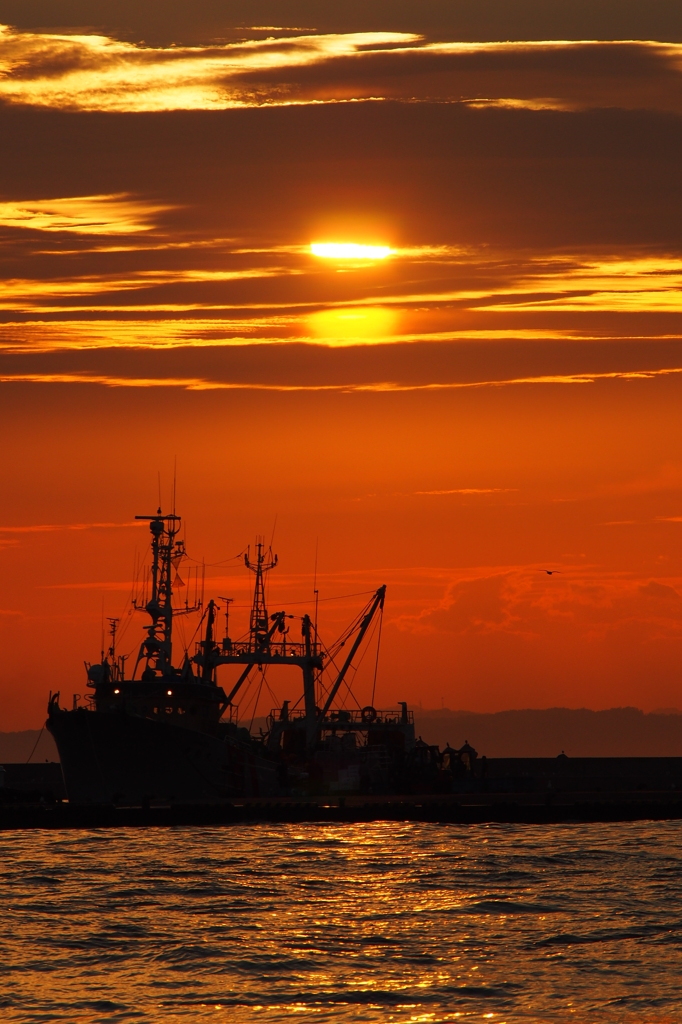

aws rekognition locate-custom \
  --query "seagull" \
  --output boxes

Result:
[539,569,563,575]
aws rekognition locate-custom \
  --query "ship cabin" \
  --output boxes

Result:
[84,663,228,732]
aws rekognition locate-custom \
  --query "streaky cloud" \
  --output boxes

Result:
[0,322,606,354]
[2,364,682,391]
[414,488,517,495]
[2,250,682,327]
[0,521,144,533]
[0,26,417,111]
[0,25,681,113]
[0,193,174,235]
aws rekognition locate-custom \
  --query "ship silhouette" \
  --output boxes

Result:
[47,509,457,805]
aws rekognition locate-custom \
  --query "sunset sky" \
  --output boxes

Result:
[1,0,682,728]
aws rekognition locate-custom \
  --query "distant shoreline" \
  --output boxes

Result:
[4,706,682,762]
[413,707,682,757]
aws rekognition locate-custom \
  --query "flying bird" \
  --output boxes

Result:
[539,569,563,575]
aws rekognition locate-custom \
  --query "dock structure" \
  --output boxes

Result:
[5,756,682,828]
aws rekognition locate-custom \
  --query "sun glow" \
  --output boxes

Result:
[310,243,392,260]
[308,306,397,343]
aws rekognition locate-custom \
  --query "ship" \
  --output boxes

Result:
[47,509,425,805]
[38,509,682,820]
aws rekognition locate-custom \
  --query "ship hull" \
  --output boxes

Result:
[47,708,281,806]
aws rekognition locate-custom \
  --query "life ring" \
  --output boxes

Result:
[361,705,377,724]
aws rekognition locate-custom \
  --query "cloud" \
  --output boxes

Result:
[0,521,144,533]
[41,580,138,590]
[233,38,682,113]
[0,194,174,234]
[0,320,606,355]
[414,488,516,495]
[398,571,682,642]
[605,516,682,526]
[639,581,681,601]
[1,364,682,392]
[0,266,304,312]
[0,26,417,111]
[0,26,681,113]
[3,244,682,329]
[407,574,516,635]
[487,256,682,314]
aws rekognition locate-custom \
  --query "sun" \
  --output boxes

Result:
[310,242,392,260]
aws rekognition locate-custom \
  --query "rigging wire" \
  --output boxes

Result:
[370,604,384,707]
[25,726,45,764]
[184,551,247,568]
[263,674,279,708]
[322,595,376,665]
[343,612,381,698]
[203,589,377,611]
[283,589,375,609]
[111,547,141,648]
[313,627,362,710]
[181,602,209,657]
[248,672,265,732]
[99,510,381,723]
[170,589,377,616]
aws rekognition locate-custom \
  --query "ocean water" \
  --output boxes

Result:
[1,822,682,1023]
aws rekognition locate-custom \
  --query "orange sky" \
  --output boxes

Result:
[1,0,682,728]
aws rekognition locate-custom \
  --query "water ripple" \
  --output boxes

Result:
[1,821,682,1021]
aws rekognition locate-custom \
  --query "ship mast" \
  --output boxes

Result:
[195,539,386,750]
[133,510,183,679]
[245,540,277,652]
[106,617,125,682]
[194,538,323,718]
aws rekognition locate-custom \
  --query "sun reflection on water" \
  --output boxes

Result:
[2,822,677,1021]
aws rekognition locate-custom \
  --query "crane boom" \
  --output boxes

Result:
[308,585,386,748]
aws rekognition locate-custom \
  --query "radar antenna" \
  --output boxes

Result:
[244,539,278,652]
